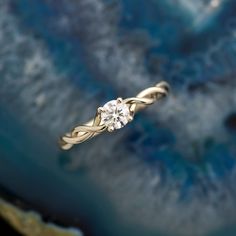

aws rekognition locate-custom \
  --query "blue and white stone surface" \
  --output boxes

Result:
[0,0,236,235]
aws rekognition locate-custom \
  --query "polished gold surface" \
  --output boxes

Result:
[0,198,82,236]
[60,81,170,150]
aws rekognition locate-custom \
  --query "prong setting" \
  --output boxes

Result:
[128,115,133,122]
[100,98,131,131]
[107,126,115,132]
[117,97,123,103]
[97,107,104,114]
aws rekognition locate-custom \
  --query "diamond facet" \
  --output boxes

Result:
[100,99,131,131]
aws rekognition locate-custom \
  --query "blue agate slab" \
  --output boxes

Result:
[1,0,236,235]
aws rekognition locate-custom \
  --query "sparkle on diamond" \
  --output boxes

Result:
[100,99,131,130]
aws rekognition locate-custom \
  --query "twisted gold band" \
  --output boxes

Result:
[60,81,170,150]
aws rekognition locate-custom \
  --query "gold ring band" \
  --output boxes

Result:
[60,81,170,150]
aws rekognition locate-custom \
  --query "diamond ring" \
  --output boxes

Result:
[60,81,170,150]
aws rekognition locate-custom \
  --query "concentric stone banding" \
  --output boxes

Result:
[100,99,131,131]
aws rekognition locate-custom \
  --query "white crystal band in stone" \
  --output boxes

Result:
[60,81,170,150]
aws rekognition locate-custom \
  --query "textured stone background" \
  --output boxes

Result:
[0,0,236,236]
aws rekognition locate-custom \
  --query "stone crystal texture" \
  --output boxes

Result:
[100,99,130,130]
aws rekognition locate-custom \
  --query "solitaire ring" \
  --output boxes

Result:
[60,81,170,150]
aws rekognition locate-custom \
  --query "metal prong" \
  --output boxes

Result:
[97,107,104,114]
[107,126,115,132]
[128,115,133,122]
[117,97,123,103]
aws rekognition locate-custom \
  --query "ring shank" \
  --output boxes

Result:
[60,81,170,150]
